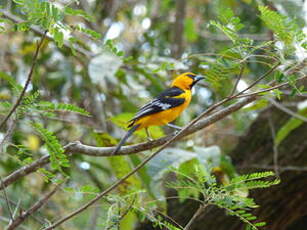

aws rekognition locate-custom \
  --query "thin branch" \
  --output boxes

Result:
[0,61,296,193]
[0,195,46,225]
[42,97,257,229]
[0,155,50,191]
[0,216,29,230]
[184,204,207,230]
[230,65,244,96]
[154,210,184,230]
[42,64,281,229]
[0,63,285,192]
[0,177,14,223]
[268,98,307,122]
[239,164,307,172]
[236,75,307,98]
[0,10,93,57]
[6,182,62,230]
[0,30,47,130]
[233,62,280,96]
[41,62,282,229]
[268,116,279,177]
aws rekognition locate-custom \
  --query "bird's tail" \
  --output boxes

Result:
[112,125,140,155]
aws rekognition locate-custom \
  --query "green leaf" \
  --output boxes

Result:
[64,7,94,22]
[80,185,99,193]
[259,5,304,49]
[254,222,266,227]
[74,25,101,39]
[275,108,307,146]
[52,27,64,48]
[0,71,23,91]
[109,112,133,130]
[36,101,90,116]
[31,122,69,171]
[243,99,268,112]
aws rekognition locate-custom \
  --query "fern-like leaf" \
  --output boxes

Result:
[36,101,90,116]
[31,122,69,170]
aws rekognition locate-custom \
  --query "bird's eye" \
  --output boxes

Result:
[187,74,196,79]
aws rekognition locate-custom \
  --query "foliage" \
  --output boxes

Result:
[31,122,69,171]
[168,162,280,229]
[0,0,305,229]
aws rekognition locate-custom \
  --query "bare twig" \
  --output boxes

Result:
[0,195,46,225]
[0,117,16,150]
[0,30,47,130]
[233,62,280,96]
[6,182,62,230]
[268,116,279,176]
[239,164,307,172]
[268,98,307,122]
[236,75,307,98]
[0,155,50,191]
[230,65,245,96]
[184,204,207,230]
[0,216,29,230]
[0,177,14,223]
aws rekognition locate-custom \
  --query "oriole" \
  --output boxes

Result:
[112,72,204,155]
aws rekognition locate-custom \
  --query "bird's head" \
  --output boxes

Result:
[171,72,204,90]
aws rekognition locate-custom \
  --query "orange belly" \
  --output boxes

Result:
[134,91,191,130]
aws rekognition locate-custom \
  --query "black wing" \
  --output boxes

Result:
[129,87,185,123]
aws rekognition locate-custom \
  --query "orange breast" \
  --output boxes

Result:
[135,90,192,129]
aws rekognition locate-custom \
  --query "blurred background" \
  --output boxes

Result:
[0,0,306,229]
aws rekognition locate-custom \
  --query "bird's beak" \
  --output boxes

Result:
[194,75,204,82]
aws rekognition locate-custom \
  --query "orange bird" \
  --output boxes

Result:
[112,72,204,155]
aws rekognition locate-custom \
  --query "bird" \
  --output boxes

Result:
[112,72,204,155]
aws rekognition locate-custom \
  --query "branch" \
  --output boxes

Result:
[41,63,282,229]
[0,96,258,192]
[0,155,50,191]
[6,182,62,230]
[0,10,93,58]
[42,96,257,230]
[0,62,285,191]
[268,97,307,122]
[0,30,47,130]
[0,177,13,223]
[236,75,307,98]
[230,65,244,96]
[184,204,207,230]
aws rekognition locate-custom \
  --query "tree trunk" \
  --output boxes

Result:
[136,105,307,230]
